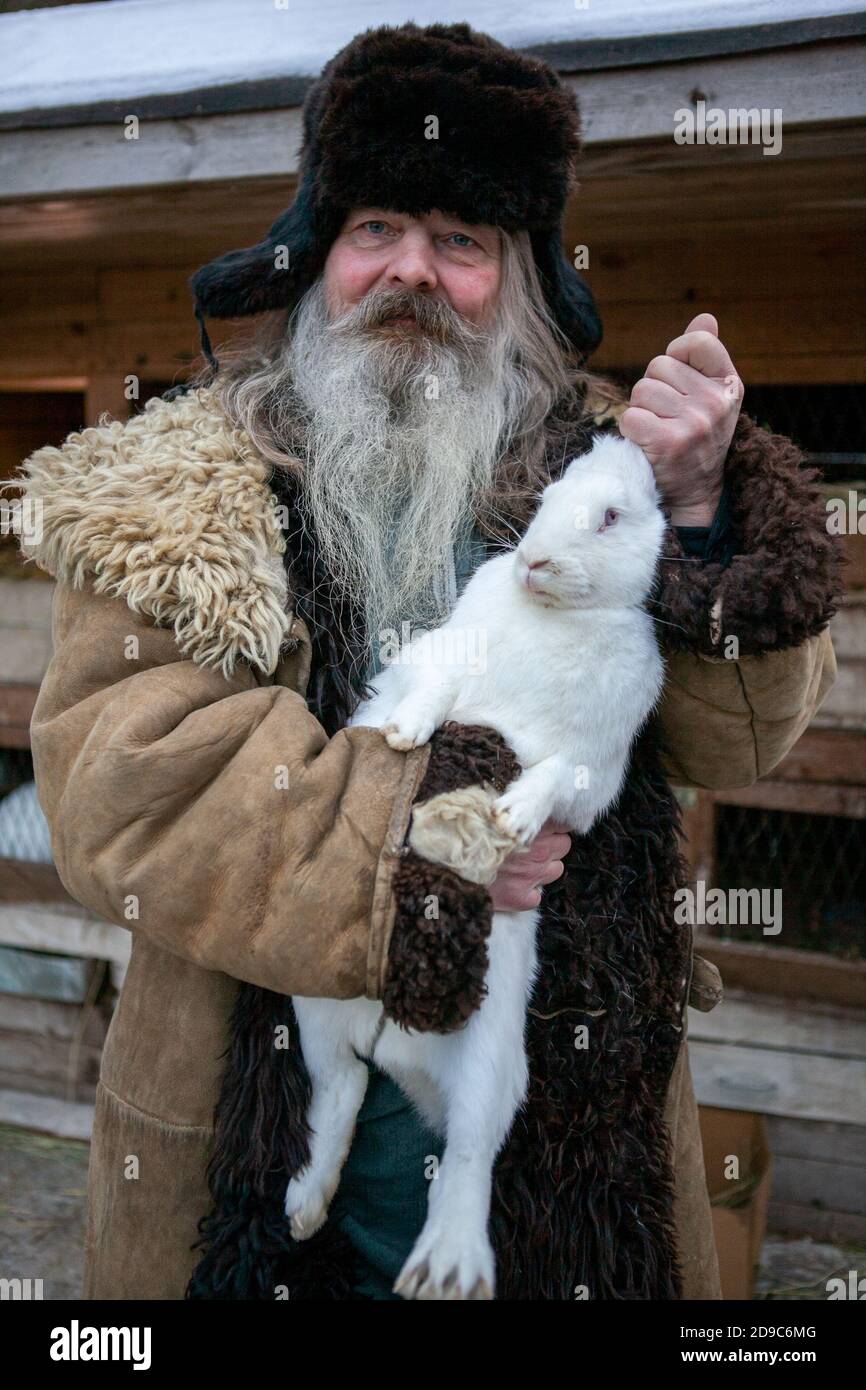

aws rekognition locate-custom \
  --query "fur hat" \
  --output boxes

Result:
[190,21,602,362]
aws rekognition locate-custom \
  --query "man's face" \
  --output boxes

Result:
[323,207,502,332]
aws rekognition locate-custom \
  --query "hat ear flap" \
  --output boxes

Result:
[531,228,603,359]
[190,172,327,319]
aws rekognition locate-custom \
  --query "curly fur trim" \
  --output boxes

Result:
[409,784,518,885]
[383,721,522,1034]
[383,854,494,1034]
[651,411,845,656]
[7,388,292,678]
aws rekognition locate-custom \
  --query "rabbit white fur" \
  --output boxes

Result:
[287,434,666,1300]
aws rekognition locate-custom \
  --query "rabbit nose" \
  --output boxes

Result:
[527,557,551,571]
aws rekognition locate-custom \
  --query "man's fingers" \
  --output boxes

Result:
[645,354,715,395]
[510,833,571,865]
[683,312,719,337]
[630,377,686,419]
[665,328,736,381]
[619,404,661,448]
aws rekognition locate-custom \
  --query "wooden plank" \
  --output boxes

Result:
[766,1114,866,1167]
[0,903,131,964]
[0,629,52,686]
[582,231,866,307]
[769,728,866,786]
[694,936,866,1009]
[0,579,54,627]
[771,1153,866,1215]
[689,1038,866,1124]
[0,107,305,200]
[0,860,72,906]
[768,1200,866,1244]
[0,1086,93,1140]
[830,597,866,662]
[0,1029,102,1086]
[0,993,107,1045]
[85,374,131,426]
[0,268,98,320]
[711,781,866,818]
[0,683,39,749]
[677,788,716,887]
[595,297,864,365]
[816,659,866,731]
[0,945,96,1003]
[1,42,863,201]
[688,995,866,1060]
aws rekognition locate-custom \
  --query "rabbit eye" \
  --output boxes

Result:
[598,508,619,532]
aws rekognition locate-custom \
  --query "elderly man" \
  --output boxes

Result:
[16,22,839,1300]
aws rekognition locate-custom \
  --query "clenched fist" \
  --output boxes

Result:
[619,313,744,527]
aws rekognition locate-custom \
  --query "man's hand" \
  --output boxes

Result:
[619,313,744,527]
[489,817,571,911]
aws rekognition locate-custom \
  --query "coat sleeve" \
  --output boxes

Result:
[651,412,844,790]
[29,578,456,1004]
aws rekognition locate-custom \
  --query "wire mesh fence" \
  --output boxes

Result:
[714,804,866,962]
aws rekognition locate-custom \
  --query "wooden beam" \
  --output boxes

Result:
[689,1038,866,1125]
[694,937,866,1010]
[711,781,866,818]
[1,40,863,201]
[769,728,866,786]
[85,373,132,426]
[0,683,40,749]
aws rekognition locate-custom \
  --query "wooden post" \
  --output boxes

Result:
[85,374,131,427]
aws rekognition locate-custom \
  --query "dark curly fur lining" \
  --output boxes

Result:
[651,412,845,655]
[187,986,360,1300]
[383,721,522,1034]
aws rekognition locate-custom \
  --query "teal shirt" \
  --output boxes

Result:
[329,515,489,1298]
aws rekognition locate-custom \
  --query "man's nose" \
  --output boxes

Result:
[384,231,438,292]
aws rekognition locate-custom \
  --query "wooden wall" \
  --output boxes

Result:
[1,132,864,407]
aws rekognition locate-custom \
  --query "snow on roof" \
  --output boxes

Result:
[1,0,863,119]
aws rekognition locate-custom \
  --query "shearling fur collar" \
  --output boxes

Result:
[14,388,291,679]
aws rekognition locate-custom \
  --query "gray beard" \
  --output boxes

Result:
[287,278,524,672]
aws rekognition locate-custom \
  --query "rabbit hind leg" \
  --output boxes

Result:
[393,910,539,1300]
[285,998,376,1241]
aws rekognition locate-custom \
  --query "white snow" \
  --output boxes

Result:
[0,0,862,117]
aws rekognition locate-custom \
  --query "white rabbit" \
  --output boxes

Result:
[287,433,666,1300]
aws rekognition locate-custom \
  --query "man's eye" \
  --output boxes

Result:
[448,233,476,247]
[364,221,387,234]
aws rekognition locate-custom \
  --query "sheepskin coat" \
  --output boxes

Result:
[16,384,839,1300]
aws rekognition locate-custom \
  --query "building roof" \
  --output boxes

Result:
[1,0,864,128]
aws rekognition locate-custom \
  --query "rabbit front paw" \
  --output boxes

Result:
[382,700,437,751]
[491,787,548,846]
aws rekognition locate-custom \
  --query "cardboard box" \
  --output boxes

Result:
[699,1106,772,1300]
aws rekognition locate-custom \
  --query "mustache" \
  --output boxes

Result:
[331,287,490,348]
